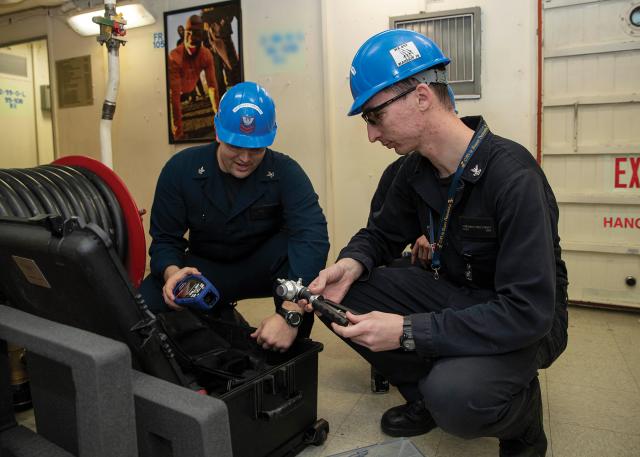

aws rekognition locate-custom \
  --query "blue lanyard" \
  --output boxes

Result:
[428,120,489,279]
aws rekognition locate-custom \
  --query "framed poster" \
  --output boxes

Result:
[164,1,243,143]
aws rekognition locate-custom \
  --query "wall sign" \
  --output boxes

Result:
[55,55,93,109]
[614,157,640,188]
[603,217,640,229]
[0,87,27,109]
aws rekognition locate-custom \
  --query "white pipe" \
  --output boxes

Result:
[99,0,119,169]
[100,48,119,169]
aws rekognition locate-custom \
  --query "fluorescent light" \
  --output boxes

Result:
[67,3,155,37]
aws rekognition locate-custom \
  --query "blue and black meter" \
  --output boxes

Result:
[173,274,220,311]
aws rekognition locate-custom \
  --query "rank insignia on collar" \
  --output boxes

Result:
[198,166,205,175]
[471,164,482,177]
[266,171,275,178]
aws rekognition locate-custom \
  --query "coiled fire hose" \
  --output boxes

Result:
[0,155,146,287]
[0,156,146,411]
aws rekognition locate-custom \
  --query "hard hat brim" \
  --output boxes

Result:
[214,116,276,148]
[347,56,451,116]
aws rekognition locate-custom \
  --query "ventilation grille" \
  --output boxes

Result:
[391,7,481,98]
[396,14,474,84]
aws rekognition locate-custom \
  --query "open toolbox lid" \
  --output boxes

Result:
[0,215,182,384]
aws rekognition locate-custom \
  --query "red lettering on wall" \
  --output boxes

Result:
[615,157,627,188]
[630,157,640,188]
[603,217,640,229]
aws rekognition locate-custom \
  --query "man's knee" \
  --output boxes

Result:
[419,365,494,439]
[340,266,415,314]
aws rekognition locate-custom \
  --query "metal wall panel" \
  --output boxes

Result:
[543,0,640,308]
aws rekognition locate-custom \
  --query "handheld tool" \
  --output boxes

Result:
[173,274,220,311]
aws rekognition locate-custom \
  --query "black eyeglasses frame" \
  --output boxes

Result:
[361,85,418,126]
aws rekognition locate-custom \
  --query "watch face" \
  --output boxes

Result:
[401,333,416,351]
[286,311,303,327]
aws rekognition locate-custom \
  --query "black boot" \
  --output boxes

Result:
[499,377,547,457]
[381,399,437,437]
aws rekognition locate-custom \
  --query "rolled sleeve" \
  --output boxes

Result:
[411,312,437,358]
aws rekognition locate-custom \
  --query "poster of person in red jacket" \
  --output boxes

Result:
[164,1,243,143]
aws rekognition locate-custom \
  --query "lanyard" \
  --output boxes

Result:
[428,120,489,279]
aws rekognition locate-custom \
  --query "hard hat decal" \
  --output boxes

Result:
[240,115,256,133]
[389,41,421,67]
[351,66,356,76]
[232,103,264,115]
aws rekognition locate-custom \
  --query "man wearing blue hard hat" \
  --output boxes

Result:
[304,30,568,456]
[141,81,329,351]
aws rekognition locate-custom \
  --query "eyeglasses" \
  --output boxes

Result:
[361,86,417,126]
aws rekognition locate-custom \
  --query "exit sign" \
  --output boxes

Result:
[615,157,640,188]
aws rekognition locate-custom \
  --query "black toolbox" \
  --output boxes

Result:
[216,324,324,457]
[0,215,328,457]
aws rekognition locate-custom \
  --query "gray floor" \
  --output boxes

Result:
[238,300,640,457]
[14,301,640,456]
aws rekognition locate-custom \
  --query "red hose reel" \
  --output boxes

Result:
[53,156,146,288]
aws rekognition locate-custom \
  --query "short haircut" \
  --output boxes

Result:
[387,66,453,111]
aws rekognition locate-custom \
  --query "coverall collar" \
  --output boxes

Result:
[459,116,490,184]
[226,148,279,220]
[408,116,491,213]
[193,143,280,221]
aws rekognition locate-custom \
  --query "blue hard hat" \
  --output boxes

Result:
[214,81,277,148]
[348,29,451,116]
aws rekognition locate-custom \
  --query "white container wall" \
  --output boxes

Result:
[542,0,640,308]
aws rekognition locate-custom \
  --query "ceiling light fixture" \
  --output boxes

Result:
[67,1,155,37]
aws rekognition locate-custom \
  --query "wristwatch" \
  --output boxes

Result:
[276,307,303,328]
[399,315,415,351]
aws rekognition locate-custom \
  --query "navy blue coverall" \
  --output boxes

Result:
[140,143,329,337]
[332,116,568,439]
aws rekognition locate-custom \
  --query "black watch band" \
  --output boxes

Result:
[399,315,415,351]
[276,307,303,328]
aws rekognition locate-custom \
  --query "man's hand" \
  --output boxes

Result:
[162,266,202,310]
[251,312,298,352]
[411,235,432,266]
[303,259,364,312]
[331,311,403,352]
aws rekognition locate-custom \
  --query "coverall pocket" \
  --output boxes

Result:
[461,239,498,261]
[460,239,498,286]
[249,203,282,220]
